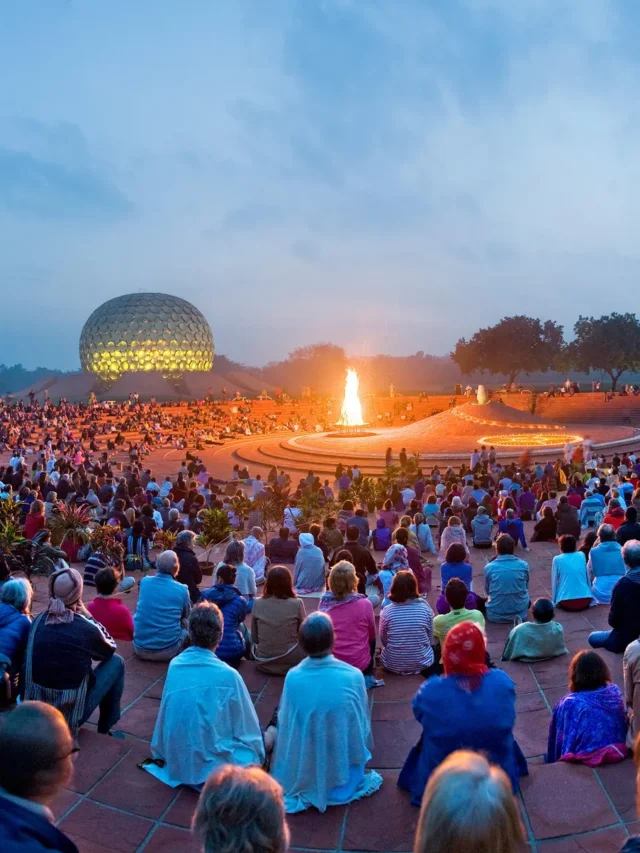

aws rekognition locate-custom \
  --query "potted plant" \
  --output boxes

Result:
[48,504,92,563]
[197,509,232,574]
[154,528,178,552]
[88,524,124,563]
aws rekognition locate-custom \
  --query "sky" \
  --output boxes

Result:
[2,0,640,370]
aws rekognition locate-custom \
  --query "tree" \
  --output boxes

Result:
[567,313,640,391]
[451,316,564,386]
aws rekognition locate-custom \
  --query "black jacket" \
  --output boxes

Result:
[174,544,203,603]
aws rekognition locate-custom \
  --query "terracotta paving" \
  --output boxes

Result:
[26,528,637,852]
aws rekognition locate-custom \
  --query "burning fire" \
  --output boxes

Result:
[337,368,366,427]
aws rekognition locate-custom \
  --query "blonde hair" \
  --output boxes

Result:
[329,560,358,599]
[400,515,412,529]
[30,500,44,515]
[193,764,289,853]
[415,750,524,853]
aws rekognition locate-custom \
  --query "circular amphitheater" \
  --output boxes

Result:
[226,401,638,477]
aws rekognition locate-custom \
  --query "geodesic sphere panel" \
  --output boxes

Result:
[79,293,214,382]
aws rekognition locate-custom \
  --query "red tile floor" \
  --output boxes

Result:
[28,529,638,852]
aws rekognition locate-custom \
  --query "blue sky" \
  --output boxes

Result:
[2,0,640,370]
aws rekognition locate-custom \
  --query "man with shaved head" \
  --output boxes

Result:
[0,700,79,851]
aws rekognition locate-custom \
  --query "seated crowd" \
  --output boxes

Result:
[5,441,640,851]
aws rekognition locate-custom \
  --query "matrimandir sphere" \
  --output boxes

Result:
[79,293,214,382]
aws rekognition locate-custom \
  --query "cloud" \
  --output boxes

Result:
[0,147,133,221]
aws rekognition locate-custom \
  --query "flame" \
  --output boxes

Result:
[337,368,366,427]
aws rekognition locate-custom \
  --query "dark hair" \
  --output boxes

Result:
[95,567,118,596]
[569,650,610,693]
[217,563,237,585]
[263,566,296,600]
[346,525,360,542]
[542,506,555,519]
[141,503,153,517]
[388,570,419,603]
[278,526,290,539]
[395,527,409,546]
[342,500,354,511]
[309,523,321,541]
[532,598,555,624]
[334,548,353,563]
[495,533,515,555]
[626,506,638,523]
[132,519,144,537]
[445,543,467,564]
[559,534,577,554]
[578,529,598,557]
[444,577,469,610]
[384,499,392,511]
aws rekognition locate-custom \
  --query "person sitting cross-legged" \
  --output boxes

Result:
[251,567,306,675]
[380,570,439,677]
[588,523,625,605]
[268,526,299,564]
[398,621,528,807]
[0,578,32,700]
[318,561,376,678]
[497,509,529,551]
[87,568,134,642]
[484,534,530,624]
[270,612,383,813]
[133,550,191,661]
[293,532,326,595]
[433,578,485,656]
[547,650,628,765]
[173,529,203,604]
[589,540,640,653]
[193,765,290,853]
[0,701,80,853]
[143,602,265,789]
[551,534,593,612]
[23,567,124,737]
[502,598,568,662]
[202,563,250,666]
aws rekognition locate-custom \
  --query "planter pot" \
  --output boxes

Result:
[198,561,217,576]
[61,539,80,563]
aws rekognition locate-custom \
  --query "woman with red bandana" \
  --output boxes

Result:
[397,622,527,806]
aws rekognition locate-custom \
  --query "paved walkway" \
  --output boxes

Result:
[31,532,638,853]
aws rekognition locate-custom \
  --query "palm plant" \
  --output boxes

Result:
[48,504,92,548]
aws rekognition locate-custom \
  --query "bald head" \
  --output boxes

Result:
[0,701,74,802]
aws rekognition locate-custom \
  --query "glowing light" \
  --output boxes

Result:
[478,432,583,448]
[337,369,366,427]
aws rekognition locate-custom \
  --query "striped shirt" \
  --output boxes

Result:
[380,599,434,674]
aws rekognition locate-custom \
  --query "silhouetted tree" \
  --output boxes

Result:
[567,313,640,391]
[451,316,564,386]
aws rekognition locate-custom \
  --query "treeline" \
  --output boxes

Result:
[452,313,640,391]
[0,364,65,395]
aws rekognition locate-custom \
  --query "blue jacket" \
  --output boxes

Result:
[133,573,191,652]
[201,583,248,661]
[0,602,30,682]
[0,794,78,852]
[398,669,527,805]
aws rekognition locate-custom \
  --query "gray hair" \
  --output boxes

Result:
[299,612,334,657]
[505,508,515,519]
[224,540,245,565]
[188,602,223,649]
[623,540,640,570]
[0,578,33,614]
[156,549,179,575]
[597,523,616,543]
[168,508,180,521]
[250,526,263,539]
[176,529,197,548]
